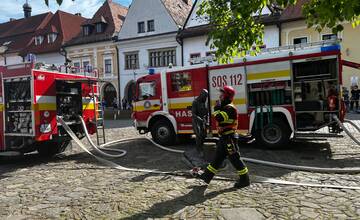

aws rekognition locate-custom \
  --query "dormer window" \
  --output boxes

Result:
[96,23,104,33]
[35,36,44,45]
[47,33,57,43]
[83,26,91,36]
[138,22,145,33]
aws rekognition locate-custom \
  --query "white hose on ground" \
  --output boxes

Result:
[333,115,360,146]
[344,119,360,133]
[57,116,360,190]
[79,116,127,158]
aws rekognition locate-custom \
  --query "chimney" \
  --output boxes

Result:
[75,13,82,17]
[23,1,32,18]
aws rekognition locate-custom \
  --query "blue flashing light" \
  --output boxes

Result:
[321,44,341,52]
[148,68,155,75]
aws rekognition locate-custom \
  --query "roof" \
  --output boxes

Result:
[21,10,86,55]
[0,12,53,54]
[161,0,193,27]
[65,0,128,47]
[280,0,307,22]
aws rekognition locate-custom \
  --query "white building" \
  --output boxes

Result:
[178,0,282,66]
[117,0,192,103]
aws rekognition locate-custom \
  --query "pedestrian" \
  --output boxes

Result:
[122,98,127,110]
[343,87,349,112]
[192,86,250,188]
[191,89,209,154]
[112,98,118,109]
[101,99,106,110]
[350,85,359,112]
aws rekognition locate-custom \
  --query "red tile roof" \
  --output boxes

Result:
[0,12,52,54]
[21,10,86,55]
[280,0,308,22]
[161,0,193,26]
[66,0,128,46]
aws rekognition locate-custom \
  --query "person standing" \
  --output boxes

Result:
[191,89,209,154]
[343,87,349,112]
[351,85,359,112]
[192,86,250,188]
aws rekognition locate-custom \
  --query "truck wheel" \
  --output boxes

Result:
[255,119,291,148]
[151,120,176,146]
[37,140,70,157]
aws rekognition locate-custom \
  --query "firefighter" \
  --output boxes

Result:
[192,85,250,188]
[191,89,209,154]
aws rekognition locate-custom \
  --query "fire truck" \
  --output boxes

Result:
[132,41,356,148]
[0,62,103,156]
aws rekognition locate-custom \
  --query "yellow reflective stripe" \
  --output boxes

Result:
[222,130,235,135]
[247,70,290,81]
[219,119,235,124]
[219,111,229,121]
[82,103,95,110]
[32,103,56,111]
[0,104,3,111]
[207,164,218,174]
[238,167,248,176]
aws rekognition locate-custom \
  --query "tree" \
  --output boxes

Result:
[197,0,360,62]
[44,0,74,6]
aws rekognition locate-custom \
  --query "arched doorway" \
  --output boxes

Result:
[102,83,117,108]
[123,80,136,104]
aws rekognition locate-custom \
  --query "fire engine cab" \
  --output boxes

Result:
[133,41,352,148]
[0,62,102,156]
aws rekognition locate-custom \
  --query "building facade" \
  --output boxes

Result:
[178,0,282,66]
[279,0,360,88]
[117,0,192,104]
[64,0,128,107]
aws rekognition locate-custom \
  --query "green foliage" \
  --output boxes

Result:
[197,0,360,62]
[44,0,75,6]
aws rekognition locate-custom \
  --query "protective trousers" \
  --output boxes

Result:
[201,135,248,183]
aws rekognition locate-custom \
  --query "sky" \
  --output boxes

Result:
[0,0,132,23]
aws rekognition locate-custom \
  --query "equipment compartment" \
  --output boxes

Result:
[3,77,33,135]
[56,80,82,122]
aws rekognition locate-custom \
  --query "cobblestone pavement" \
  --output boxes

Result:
[1,119,360,219]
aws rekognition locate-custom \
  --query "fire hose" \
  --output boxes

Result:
[57,116,360,190]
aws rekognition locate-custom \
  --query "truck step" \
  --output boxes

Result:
[294,132,344,138]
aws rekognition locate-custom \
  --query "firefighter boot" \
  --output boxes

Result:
[199,169,214,184]
[234,172,250,189]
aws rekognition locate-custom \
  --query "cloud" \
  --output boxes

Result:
[0,0,131,23]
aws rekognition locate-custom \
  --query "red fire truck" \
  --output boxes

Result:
[132,41,353,148]
[0,62,101,156]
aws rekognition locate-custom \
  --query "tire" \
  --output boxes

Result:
[255,118,291,149]
[151,120,176,146]
[37,140,70,157]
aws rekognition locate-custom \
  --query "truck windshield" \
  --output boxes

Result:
[138,82,156,100]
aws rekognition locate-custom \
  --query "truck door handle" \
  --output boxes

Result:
[153,104,160,107]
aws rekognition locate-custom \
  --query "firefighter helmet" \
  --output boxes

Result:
[220,85,236,101]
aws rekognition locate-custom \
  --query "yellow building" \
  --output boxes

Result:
[279,0,360,89]
[64,0,128,107]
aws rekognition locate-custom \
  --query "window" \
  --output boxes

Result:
[138,82,156,100]
[322,34,337,41]
[35,36,44,45]
[190,53,200,65]
[293,37,308,45]
[138,21,145,33]
[104,58,112,75]
[73,62,80,73]
[83,26,91,36]
[170,72,192,92]
[47,33,57,43]
[149,48,176,67]
[83,61,90,73]
[147,20,155,32]
[96,23,103,33]
[125,52,139,70]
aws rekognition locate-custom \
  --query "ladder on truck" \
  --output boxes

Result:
[90,83,106,146]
